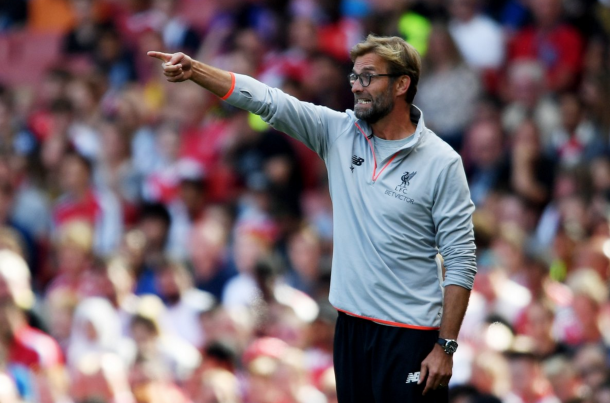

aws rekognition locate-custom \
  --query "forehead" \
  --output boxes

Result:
[353,52,388,73]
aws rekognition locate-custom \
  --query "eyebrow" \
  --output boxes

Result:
[351,66,376,74]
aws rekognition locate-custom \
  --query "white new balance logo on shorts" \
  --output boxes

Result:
[405,372,420,383]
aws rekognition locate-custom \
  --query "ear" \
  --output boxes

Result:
[395,75,411,98]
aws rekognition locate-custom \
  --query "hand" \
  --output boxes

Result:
[418,344,452,395]
[147,51,193,82]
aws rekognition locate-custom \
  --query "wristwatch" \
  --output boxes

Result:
[437,338,458,355]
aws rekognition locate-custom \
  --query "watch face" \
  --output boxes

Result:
[445,340,458,354]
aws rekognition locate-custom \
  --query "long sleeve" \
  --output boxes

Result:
[224,74,351,159]
[432,157,477,290]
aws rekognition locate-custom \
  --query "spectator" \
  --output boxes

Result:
[62,0,112,58]
[94,26,138,90]
[501,60,561,142]
[505,352,560,403]
[508,0,584,92]
[284,225,324,298]
[580,73,610,138]
[155,260,215,349]
[150,0,201,55]
[189,368,242,403]
[227,111,304,221]
[542,355,585,403]
[65,75,104,145]
[166,159,208,260]
[52,152,123,256]
[188,217,236,301]
[555,269,607,347]
[128,352,191,403]
[508,119,556,210]
[302,52,353,112]
[547,92,604,168]
[418,23,481,151]
[0,181,37,270]
[130,300,201,382]
[448,0,505,70]
[133,203,171,295]
[572,344,608,393]
[0,88,37,162]
[66,297,135,369]
[0,250,36,317]
[469,351,511,398]
[95,119,142,223]
[258,17,318,89]
[0,298,67,403]
[222,224,274,308]
[462,120,507,206]
[45,220,95,296]
[514,301,568,359]
[45,289,77,353]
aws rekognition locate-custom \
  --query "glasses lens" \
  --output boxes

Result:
[348,73,357,86]
[361,73,371,87]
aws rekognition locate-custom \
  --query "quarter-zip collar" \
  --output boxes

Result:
[355,104,427,154]
[353,105,428,182]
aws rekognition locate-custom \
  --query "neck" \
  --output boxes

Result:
[371,103,417,140]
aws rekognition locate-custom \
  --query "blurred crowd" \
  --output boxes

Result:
[0,0,609,402]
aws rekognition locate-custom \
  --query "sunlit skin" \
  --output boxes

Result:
[350,53,416,140]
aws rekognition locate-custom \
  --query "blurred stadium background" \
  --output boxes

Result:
[0,0,609,402]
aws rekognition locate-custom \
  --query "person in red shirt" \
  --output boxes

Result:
[0,298,63,370]
[52,151,123,256]
[0,298,68,403]
[508,0,584,92]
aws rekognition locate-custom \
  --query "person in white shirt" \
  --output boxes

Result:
[448,0,505,70]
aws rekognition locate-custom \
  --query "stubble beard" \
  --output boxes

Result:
[354,86,395,124]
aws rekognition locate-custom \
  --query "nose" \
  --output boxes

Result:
[351,79,363,93]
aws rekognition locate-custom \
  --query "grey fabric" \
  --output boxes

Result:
[226,74,476,328]
[373,134,413,164]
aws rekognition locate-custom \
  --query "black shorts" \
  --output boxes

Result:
[333,312,449,403]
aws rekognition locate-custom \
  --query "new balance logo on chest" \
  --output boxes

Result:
[350,155,364,172]
[405,372,420,383]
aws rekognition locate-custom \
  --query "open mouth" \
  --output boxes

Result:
[356,99,372,104]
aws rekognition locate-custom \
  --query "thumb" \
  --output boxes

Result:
[168,52,185,65]
[147,51,172,62]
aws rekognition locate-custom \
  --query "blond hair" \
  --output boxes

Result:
[350,34,421,104]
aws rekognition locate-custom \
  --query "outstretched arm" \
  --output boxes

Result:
[147,51,233,98]
[148,50,348,159]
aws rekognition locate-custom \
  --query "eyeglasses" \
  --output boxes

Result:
[348,72,406,87]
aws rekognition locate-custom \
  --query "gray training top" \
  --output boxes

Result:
[223,73,477,329]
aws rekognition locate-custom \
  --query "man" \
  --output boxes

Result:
[149,34,476,402]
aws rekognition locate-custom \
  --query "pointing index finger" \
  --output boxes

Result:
[147,51,172,62]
